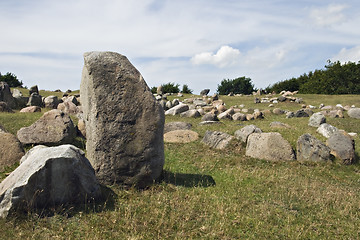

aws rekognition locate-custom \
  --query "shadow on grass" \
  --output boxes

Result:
[161,170,216,188]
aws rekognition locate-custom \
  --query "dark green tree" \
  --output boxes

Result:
[161,82,180,94]
[181,84,193,94]
[217,77,255,95]
[0,72,23,87]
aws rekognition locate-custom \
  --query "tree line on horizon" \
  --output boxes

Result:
[2,60,360,95]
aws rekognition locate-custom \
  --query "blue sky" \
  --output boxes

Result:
[1,0,360,94]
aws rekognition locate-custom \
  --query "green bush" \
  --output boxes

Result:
[161,82,180,94]
[0,72,23,87]
[217,77,255,95]
[181,84,193,94]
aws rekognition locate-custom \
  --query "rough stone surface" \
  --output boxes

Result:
[44,95,59,109]
[0,102,14,113]
[232,113,246,121]
[180,109,200,118]
[57,101,79,115]
[80,51,164,187]
[0,145,102,218]
[294,109,309,118]
[326,131,355,164]
[199,121,223,125]
[164,122,192,134]
[27,93,42,107]
[201,112,219,122]
[201,131,234,149]
[29,85,39,95]
[317,123,338,138]
[0,82,16,109]
[200,89,210,96]
[20,106,41,113]
[308,112,326,127]
[165,104,189,116]
[347,108,360,119]
[297,134,331,162]
[17,109,76,145]
[273,108,284,115]
[246,132,295,161]
[77,118,86,138]
[234,125,262,143]
[0,132,25,171]
[321,110,344,118]
[164,130,199,143]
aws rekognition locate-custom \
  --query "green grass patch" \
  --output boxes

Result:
[0,94,360,238]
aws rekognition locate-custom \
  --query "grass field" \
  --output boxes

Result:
[0,92,359,239]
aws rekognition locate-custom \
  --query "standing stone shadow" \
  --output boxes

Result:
[161,170,216,188]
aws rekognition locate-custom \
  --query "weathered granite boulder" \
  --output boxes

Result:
[232,113,246,121]
[0,145,102,218]
[201,131,234,149]
[273,108,284,115]
[0,132,25,171]
[27,93,42,107]
[0,102,14,113]
[294,109,309,118]
[326,131,355,164]
[29,85,39,95]
[347,108,360,119]
[297,134,331,162]
[201,112,219,122]
[44,95,59,109]
[164,122,192,134]
[57,101,79,115]
[200,89,210,96]
[246,132,295,161]
[17,109,76,145]
[80,51,164,187]
[180,109,201,118]
[321,110,344,118]
[234,125,262,143]
[317,123,338,138]
[0,82,16,109]
[164,130,199,143]
[20,106,41,113]
[308,112,326,127]
[165,104,189,116]
[77,118,86,138]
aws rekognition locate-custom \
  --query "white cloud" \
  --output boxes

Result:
[331,46,360,63]
[309,4,348,27]
[191,45,241,68]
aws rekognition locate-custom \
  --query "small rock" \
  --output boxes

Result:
[232,113,247,121]
[164,122,192,133]
[180,109,201,118]
[294,109,309,118]
[201,112,219,122]
[165,104,189,116]
[20,106,41,113]
[164,130,199,143]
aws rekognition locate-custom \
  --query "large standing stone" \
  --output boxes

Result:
[297,134,331,162]
[80,51,164,187]
[201,131,234,149]
[0,82,16,109]
[234,125,262,143]
[17,109,76,145]
[200,89,210,96]
[246,132,295,161]
[0,145,102,218]
[326,131,355,164]
[29,85,39,95]
[0,132,25,171]
[347,108,360,119]
[308,112,326,127]
[27,93,42,107]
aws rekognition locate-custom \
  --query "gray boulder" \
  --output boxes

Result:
[0,132,25,171]
[246,132,295,161]
[27,93,42,107]
[29,85,39,95]
[232,113,246,121]
[17,109,76,145]
[57,101,79,115]
[164,130,199,143]
[234,125,262,143]
[0,145,102,218]
[326,131,355,164]
[80,51,164,187]
[200,89,210,96]
[308,112,326,127]
[44,95,59,109]
[20,106,41,113]
[273,108,284,115]
[164,122,192,134]
[165,104,189,116]
[297,134,331,162]
[0,102,14,113]
[165,101,173,110]
[294,109,309,118]
[180,109,200,118]
[317,123,338,138]
[347,108,360,119]
[201,131,234,149]
[201,112,219,122]
[0,82,16,109]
